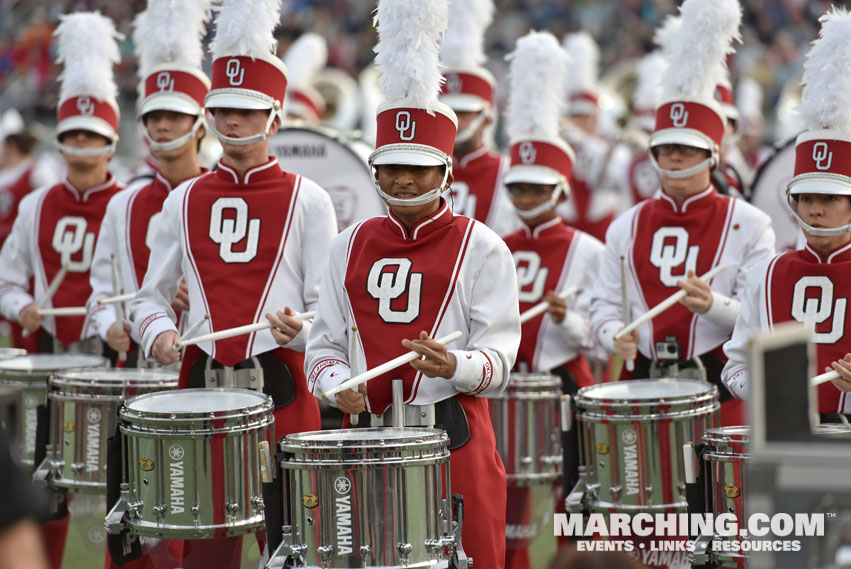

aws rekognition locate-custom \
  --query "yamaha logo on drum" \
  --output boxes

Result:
[621,428,640,496]
[85,407,102,473]
[169,444,185,514]
[334,476,353,554]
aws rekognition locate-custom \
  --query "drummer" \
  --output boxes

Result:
[722,6,851,421]
[0,13,124,356]
[305,2,520,568]
[588,0,774,426]
[87,0,210,366]
[128,0,336,565]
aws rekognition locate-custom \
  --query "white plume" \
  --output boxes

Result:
[209,0,282,60]
[653,13,681,59]
[633,51,667,110]
[374,0,449,109]
[134,0,212,78]
[798,6,851,132]
[736,76,763,118]
[660,0,741,100]
[506,30,570,141]
[441,0,494,68]
[283,33,328,87]
[55,12,122,102]
[562,31,598,95]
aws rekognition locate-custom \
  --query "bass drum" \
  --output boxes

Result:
[268,126,386,232]
[750,139,800,253]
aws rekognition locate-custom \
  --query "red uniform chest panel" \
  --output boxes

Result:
[450,152,501,221]
[632,195,733,355]
[766,252,851,413]
[38,183,121,345]
[0,166,34,245]
[345,216,473,413]
[127,183,169,288]
[184,173,298,365]
[504,224,577,369]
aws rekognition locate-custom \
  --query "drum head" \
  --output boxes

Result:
[579,378,712,401]
[0,347,26,360]
[288,427,443,443]
[126,388,266,414]
[267,126,385,232]
[0,354,108,372]
[53,368,178,384]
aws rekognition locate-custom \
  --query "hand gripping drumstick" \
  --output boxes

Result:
[174,311,316,349]
[110,255,127,362]
[811,369,840,387]
[519,286,580,325]
[97,292,136,305]
[171,314,210,352]
[26,262,69,336]
[321,330,463,399]
[613,265,728,341]
[620,256,635,372]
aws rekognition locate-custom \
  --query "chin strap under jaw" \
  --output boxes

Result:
[206,108,277,146]
[513,181,565,220]
[143,115,204,152]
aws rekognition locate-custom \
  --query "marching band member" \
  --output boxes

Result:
[129,0,337,564]
[499,31,603,569]
[439,0,520,237]
[0,12,123,357]
[722,6,851,418]
[306,1,520,567]
[589,0,774,426]
[713,76,749,198]
[88,0,211,366]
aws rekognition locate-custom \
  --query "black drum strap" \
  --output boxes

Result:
[33,403,49,473]
[106,416,141,566]
[434,398,470,451]
[562,398,580,498]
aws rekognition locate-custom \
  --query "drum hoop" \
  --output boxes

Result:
[0,357,109,375]
[49,377,179,393]
[119,412,274,436]
[488,391,562,400]
[282,454,450,470]
[576,401,719,421]
[574,391,718,406]
[281,427,448,447]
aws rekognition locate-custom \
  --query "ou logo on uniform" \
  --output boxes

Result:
[52,216,95,271]
[791,276,845,344]
[395,111,416,142]
[367,258,422,324]
[208,197,260,263]
[649,227,699,287]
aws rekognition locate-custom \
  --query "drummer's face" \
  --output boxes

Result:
[794,193,851,253]
[212,108,279,143]
[376,163,451,218]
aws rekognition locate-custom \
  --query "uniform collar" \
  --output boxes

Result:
[519,216,562,239]
[62,174,117,202]
[455,145,489,169]
[154,168,209,192]
[803,241,851,264]
[658,184,715,214]
[386,198,454,241]
[215,157,281,185]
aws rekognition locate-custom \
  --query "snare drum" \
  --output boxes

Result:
[42,368,178,493]
[0,354,109,466]
[813,423,851,438]
[120,388,274,539]
[0,347,26,360]
[575,379,719,512]
[488,372,562,484]
[278,427,453,568]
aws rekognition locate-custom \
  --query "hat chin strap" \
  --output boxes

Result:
[785,190,851,237]
[57,141,117,157]
[514,183,565,220]
[206,110,276,146]
[144,115,203,152]
[373,167,451,207]
[454,110,489,145]
[649,153,715,179]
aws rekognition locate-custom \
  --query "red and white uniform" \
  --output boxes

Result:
[503,217,603,384]
[557,132,620,242]
[88,171,205,343]
[722,243,851,414]
[306,200,520,569]
[0,177,122,346]
[129,158,337,432]
[448,147,520,237]
[0,159,58,246]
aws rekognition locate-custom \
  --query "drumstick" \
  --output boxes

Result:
[519,286,580,325]
[620,255,634,372]
[174,311,316,349]
[811,369,840,386]
[613,265,728,341]
[97,292,136,305]
[37,306,88,316]
[24,262,70,336]
[171,314,210,352]
[110,255,126,362]
[349,325,360,426]
[321,330,463,398]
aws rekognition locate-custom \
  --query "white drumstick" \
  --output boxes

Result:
[519,286,580,325]
[110,255,126,362]
[811,370,840,386]
[171,314,210,351]
[614,265,728,341]
[40,262,69,309]
[322,330,463,398]
[97,292,137,305]
[174,311,316,349]
[620,255,634,372]
[37,306,88,316]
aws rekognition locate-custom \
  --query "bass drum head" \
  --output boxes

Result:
[0,354,108,373]
[750,139,800,253]
[578,378,712,401]
[126,387,267,414]
[268,126,386,232]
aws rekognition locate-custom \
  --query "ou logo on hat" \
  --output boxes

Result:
[156,71,174,92]
[812,142,833,171]
[76,96,95,116]
[225,58,245,86]
[519,141,537,164]
[445,74,462,94]
[395,111,416,141]
[669,103,689,128]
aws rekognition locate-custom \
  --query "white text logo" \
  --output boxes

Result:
[649,227,698,287]
[209,197,260,263]
[367,258,422,324]
[791,276,845,344]
[52,217,95,271]
[513,251,548,303]
[395,111,416,141]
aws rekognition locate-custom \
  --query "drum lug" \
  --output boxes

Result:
[70,461,85,473]
[317,545,333,565]
[152,504,166,519]
[251,495,265,512]
[609,484,623,497]
[565,471,589,514]
[359,544,372,566]
[226,501,240,515]
[397,542,412,563]
[644,485,654,496]
[191,504,200,517]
